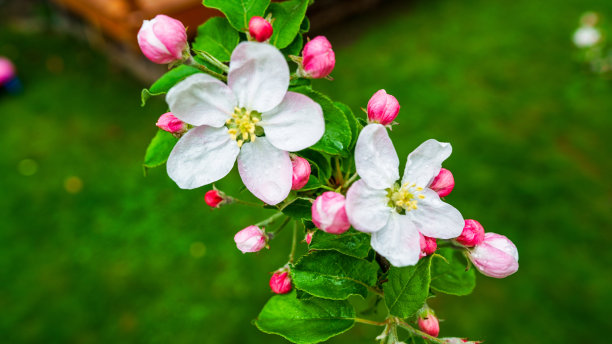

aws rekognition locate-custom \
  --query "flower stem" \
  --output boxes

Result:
[270,216,292,236]
[396,319,447,344]
[231,198,265,208]
[288,221,298,263]
[184,56,227,81]
[342,172,359,189]
[354,318,386,327]
[256,212,285,227]
[191,49,229,73]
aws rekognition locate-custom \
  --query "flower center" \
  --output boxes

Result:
[226,107,263,147]
[387,182,426,214]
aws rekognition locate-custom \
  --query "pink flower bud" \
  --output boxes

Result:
[367,89,400,125]
[455,219,485,247]
[418,311,440,337]
[204,189,226,208]
[0,57,16,85]
[249,16,273,42]
[311,192,350,234]
[301,36,335,79]
[468,232,519,278]
[291,156,311,190]
[269,271,292,294]
[304,231,314,245]
[234,225,267,253]
[419,233,437,258]
[137,15,188,64]
[156,112,187,134]
[430,168,455,197]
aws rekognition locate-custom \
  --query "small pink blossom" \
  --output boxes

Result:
[419,233,437,258]
[156,112,187,134]
[0,57,16,85]
[312,192,350,234]
[430,168,455,197]
[455,219,485,247]
[418,310,440,337]
[468,232,519,278]
[137,15,188,64]
[234,225,267,253]
[367,89,400,125]
[249,16,273,42]
[204,189,226,208]
[269,271,292,294]
[301,36,335,79]
[304,231,314,245]
[291,156,311,190]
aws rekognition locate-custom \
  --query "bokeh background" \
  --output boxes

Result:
[1,0,611,343]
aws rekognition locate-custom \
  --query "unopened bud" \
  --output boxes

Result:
[204,189,229,208]
[430,168,454,197]
[291,156,311,190]
[137,15,188,64]
[455,219,485,247]
[269,270,292,294]
[468,232,519,278]
[301,36,335,79]
[304,231,314,245]
[156,112,187,134]
[367,89,400,125]
[311,192,350,234]
[234,225,267,253]
[249,16,273,42]
[419,233,437,258]
[418,308,440,337]
[0,57,16,85]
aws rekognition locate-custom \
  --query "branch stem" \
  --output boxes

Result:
[354,318,386,327]
[397,319,447,344]
[256,212,285,227]
[289,221,298,263]
[184,56,227,81]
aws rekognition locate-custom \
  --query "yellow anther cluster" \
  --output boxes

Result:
[389,182,425,212]
[226,107,261,147]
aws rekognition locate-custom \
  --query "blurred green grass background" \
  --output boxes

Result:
[1,0,611,343]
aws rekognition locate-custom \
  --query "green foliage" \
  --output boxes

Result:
[141,65,201,106]
[266,0,309,49]
[281,198,312,220]
[192,17,239,62]
[309,229,371,258]
[255,291,355,344]
[143,130,178,171]
[300,175,322,191]
[292,87,351,155]
[202,0,270,32]
[384,256,432,318]
[282,34,304,58]
[334,101,361,149]
[299,149,332,182]
[291,250,378,300]
[430,248,476,296]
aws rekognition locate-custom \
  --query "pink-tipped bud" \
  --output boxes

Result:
[419,233,438,258]
[204,189,227,208]
[430,168,455,197]
[0,57,16,85]
[137,15,188,64]
[269,271,292,294]
[456,219,485,247]
[367,89,400,125]
[304,231,314,245]
[418,309,440,337]
[291,156,311,190]
[468,232,519,278]
[301,36,335,79]
[156,112,187,134]
[249,16,273,42]
[234,225,267,253]
[311,192,350,234]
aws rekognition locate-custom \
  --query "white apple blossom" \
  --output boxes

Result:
[165,42,325,205]
[345,124,464,266]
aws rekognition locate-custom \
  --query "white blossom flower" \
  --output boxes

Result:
[165,42,325,205]
[345,124,464,266]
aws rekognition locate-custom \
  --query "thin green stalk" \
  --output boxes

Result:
[255,212,285,227]
[342,172,359,189]
[191,49,230,73]
[231,198,265,207]
[354,318,386,327]
[397,319,447,344]
[288,221,298,263]
[184,56,227,81]
[270,216,292,236]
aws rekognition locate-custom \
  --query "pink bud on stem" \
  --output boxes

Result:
[367,89,400,125]
[249,16,273,42]
[137,15,188,64]
[300,36,335,79]
[430,168,455,197]
[455,219,485,247]
[418,307,440,337]
[156,112,187,135]
[468,232,519,278]
[269,270,292,294]
[304,231,314,245]
[204,189,229,208]
[419,233,438,258]
[291,156,311,190]
[0,57,16,85]
[311,192,351,234]
[234,225,267,253]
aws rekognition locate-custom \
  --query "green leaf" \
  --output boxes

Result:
[267,0,309,49]
[334,101,361,149]
[309,229,371,258]
[299,149,331,181]
[300,16,310,33]
[143,130,178,170]
[141,65,201,106]
[255,292,355,344]
[384,256,433,318]
[430,248,476,296]
[202,0,270,32]
[300,175,322,191]
[282,198,312,220]
[282,33,304,57]
[292,87,351,155]
[193,17,239,62]
[291,250,378,300]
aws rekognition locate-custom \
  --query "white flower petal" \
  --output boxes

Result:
[402,139,452,187]
[408,189,464,239]
[166,74,236,127]
[355,124,400,189]
[228,42,289,113]
[345,180,393,233]
[167,126,239,189]
[371,212,421,267]
[237,137,292,205]
[260,92,325,152]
